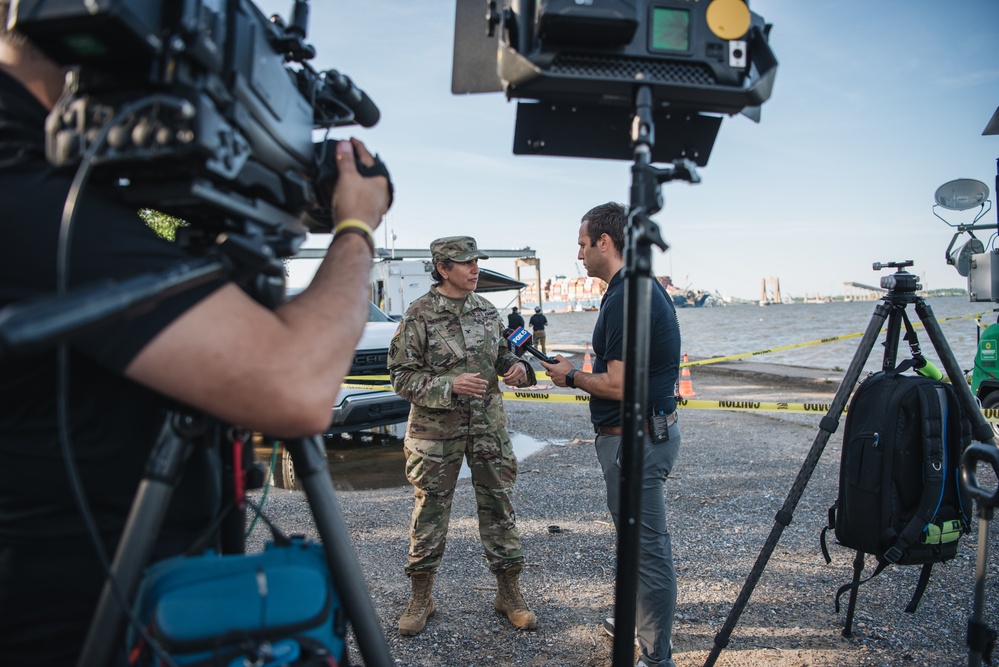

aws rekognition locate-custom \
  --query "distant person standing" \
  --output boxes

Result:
[388,236,538,637]
[541,202,681,667]
[528,306,549,356]
[508,306,525,329]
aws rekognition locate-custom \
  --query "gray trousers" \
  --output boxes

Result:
[595,419,681,667]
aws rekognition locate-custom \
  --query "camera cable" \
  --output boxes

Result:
[56,93,188,667]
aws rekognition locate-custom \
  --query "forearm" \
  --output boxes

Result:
[274,233,374,388]
[126,233,375,437]
[573,369,622,401]
[124,138,389,437]
[391,367,454,409]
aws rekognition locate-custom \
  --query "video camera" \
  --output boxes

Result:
[9,0,380,256]
[452,0,777,164]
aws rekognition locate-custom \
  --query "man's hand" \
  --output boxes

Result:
[540,355,575,387]
[502,360,529,387]
[332,138,389,232]
[452,372,489,398]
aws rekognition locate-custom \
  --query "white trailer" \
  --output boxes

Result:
[371,260,434,319]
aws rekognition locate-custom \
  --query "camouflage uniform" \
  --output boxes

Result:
[389,287,535,576]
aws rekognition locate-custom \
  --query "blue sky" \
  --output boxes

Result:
[258,1,999,301]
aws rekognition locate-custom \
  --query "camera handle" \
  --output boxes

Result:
[702,270,996,667]
[612,85,700,667]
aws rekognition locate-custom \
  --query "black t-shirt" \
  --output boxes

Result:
[529,313,548,331]
[0,71,225,665]
[590,269,680,426]
[508,312,525,328]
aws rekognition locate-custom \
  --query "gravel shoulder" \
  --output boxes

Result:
[248,362,999,667]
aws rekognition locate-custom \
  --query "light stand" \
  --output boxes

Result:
[613,85,700,667]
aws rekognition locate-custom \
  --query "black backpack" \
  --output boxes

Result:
[821,365,973,628]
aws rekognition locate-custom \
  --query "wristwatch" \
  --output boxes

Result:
[565,369,579,388]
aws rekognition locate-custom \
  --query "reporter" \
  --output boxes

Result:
[0,5,390,665]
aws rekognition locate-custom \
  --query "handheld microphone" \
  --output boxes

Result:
[503,326,555,364]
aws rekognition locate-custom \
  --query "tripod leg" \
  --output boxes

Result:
[915,299,996,444]
[842,551,864,638]
[284,436,394,667]
[76,413,197,667]
[702,299,892,667]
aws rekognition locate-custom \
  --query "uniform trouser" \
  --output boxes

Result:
[532,330,547,354]
[404,430,523,576]
[595,420,681,667]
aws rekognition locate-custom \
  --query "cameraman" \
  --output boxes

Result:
[0,6,390,666]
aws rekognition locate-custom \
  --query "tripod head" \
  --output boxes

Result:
[874,260,922,302]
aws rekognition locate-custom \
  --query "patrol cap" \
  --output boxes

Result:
[431,236,489,264]
[534,306,541,312]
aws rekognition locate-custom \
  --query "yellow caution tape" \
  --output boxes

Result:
[675,398,840,414]
[502,390,592,403]
[498,390,841,412]
[501,391,999,425]
[681,312,991,368]
[342,382,394,391]
[345,382,999,424]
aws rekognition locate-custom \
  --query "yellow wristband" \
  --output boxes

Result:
[333,218,375,255]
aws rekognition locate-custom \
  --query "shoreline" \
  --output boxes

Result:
[249,363,997,666]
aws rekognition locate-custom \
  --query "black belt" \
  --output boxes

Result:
[594,412,676,436]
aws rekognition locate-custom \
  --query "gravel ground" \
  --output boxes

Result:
[247,361,999,667]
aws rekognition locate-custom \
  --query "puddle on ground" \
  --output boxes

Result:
[264,429,551,492]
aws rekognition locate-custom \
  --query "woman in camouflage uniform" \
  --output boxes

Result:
[388,236,537,637]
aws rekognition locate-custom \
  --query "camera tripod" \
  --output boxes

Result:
[0,244,394,667]
[702,260,997,667]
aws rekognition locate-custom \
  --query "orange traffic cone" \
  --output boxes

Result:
[678,353,696,398]
[583,344,593,373]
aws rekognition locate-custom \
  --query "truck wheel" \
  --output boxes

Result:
[275,443,329,490]
[277,446,302,490]
[983,392,999,441]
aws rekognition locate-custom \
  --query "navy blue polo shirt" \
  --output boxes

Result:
[589,269,681,426]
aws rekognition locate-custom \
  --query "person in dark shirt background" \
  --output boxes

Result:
[507,306,525,329]
[528,305,549,356]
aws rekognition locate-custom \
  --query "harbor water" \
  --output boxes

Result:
[316,295,992,491]
[539,295,995,377]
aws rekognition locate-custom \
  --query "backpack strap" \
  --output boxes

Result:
[883,382,947,564]
[904,562,934,613]
[820,506,835,564]
[834,558,889,613]
[900,309,924,364]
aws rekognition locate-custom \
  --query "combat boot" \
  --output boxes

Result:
[494,565,537,630]
[398,572,436,636]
